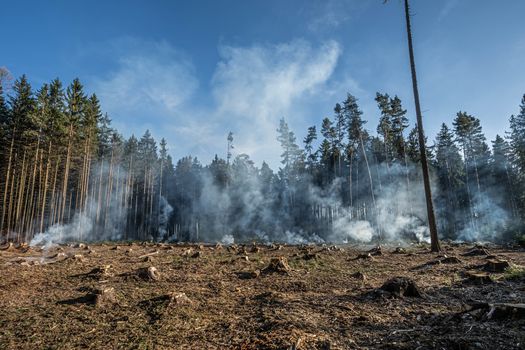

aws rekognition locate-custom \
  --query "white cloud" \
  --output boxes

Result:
[211,40,342,166]
[93,40,198,123]
[91,38,344,168]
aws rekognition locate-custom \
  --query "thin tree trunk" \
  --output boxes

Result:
[404,0,440,251]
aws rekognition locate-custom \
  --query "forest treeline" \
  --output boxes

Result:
[0,73,524,244]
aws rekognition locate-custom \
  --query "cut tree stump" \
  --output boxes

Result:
[380,277,422,297]
[464,272,493,284]
[487,303,525,320]
[95,287,118,308]
[393,247,406,254]
[462,247,490,256]
[263,257,291,274]
[0,242,15,251]
[368,246,383,256]
[168,292,192,306]
[356,253,374,261]
[140,267,160,281]
[87,265,112,279]
[439,256,462,264]
[302,252,319,260]
[484,259,511,272]
[351,272,366,281]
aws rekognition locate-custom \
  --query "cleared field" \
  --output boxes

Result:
[0,242,524,349]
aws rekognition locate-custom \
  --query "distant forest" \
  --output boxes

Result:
[0,73,524,244]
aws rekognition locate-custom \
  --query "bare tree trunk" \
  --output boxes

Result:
[404,0,440,252]
[60,124,74,225]
[1,132,16,234]
[40,142,52,233]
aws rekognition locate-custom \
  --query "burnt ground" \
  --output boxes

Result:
[0,241,524,349]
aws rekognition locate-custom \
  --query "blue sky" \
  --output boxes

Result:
[2,0,524,168]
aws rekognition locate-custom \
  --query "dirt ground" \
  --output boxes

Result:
[0,241,524,350]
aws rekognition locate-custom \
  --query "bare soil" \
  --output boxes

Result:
[0,241,524,349]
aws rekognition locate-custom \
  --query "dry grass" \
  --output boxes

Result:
[0,242,524,349]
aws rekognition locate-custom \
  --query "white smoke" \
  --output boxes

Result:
[158,196,174,239]
[30,213,93,248]
[30,162,130,246]
[220,234,235,245]
[331,218,374,243]
[457,191,509,242]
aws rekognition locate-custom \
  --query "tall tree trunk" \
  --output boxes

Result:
[1,132,16,234]
[404,0,440,252]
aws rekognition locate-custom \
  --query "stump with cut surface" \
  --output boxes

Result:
[168,292,192,307]
[87,265,112,279]
[380,277,422,297]
[140,266,160,281]
[484,259,511,272]
[0,242,15,251]
[356,253,374,261]
[439,256,462,264]
[263,257,291,274]
[462,247,490,256]
[464,272,493,284]
[94,287,118,308]
[368,246,383,256]
[351,271,366,281]
[393,247,406,254]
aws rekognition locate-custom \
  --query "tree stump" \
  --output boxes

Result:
[484,259,511,272]
[465,272,493,284]
[263,257,291,274]
[380,277,422,297]
[94,287,118,308]
[140,266,160,281]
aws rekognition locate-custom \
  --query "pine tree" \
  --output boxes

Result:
[491,135,517,218]
[303,126,317,172]
[434,123,465,236]
[508,94,525,218]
